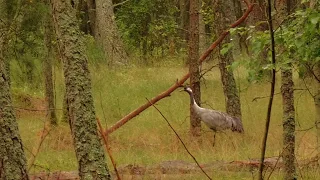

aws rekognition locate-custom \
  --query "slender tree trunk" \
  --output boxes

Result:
[50,0,111,178]
[0,1,29,178]
[277,1,297,179]
[199,0,206,55]
[44,6,58,125]
[88,0,128,65]
[180,0,190,42]
[281,68,296,180]
[189,0,201,137]
[214,0,242,118]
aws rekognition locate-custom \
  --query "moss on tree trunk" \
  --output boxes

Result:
[281,68,296,180]
[214,0,242,118]
[0,10,29,178]
[50,0,111,179]
[188,0,201,137]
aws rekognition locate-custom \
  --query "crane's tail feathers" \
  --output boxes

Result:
[231,117,244,133]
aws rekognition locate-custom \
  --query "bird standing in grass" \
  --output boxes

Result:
[181,86,244,145]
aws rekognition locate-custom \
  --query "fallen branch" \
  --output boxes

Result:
[105,0,254,135]
[97,118,121,180]
[147,98,212,180]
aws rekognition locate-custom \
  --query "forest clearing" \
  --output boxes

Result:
[1,0,320,179]
[16,63,320,179]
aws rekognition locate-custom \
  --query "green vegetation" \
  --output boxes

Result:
[16,60,319,178]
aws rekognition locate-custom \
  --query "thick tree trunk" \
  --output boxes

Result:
[281,69,296,180]
[44,8,58,125]
[214,0,242,118]
[50,0,111,179]
[189,0,201,137]
[0,3,29,178]
[88,0,128,65]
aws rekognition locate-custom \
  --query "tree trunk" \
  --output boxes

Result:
[0,2,29,177]
[189,0,201,137]
[214,0,242,118]
[277,1,296,179]
[281,68,296,180]
[199,0,206,55]
[180,0,190,42]
[88,0,128,65]
[50,0,111,179]
[44,6,58,125]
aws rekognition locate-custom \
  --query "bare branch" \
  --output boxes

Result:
[259,0,277,178]
[113,0,131,8]
[97,118,121,180]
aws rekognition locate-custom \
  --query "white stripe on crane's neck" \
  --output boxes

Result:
[185,87,201,109]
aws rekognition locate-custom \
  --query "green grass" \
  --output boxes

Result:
[15,61,320,179]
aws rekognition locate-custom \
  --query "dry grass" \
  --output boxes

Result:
[16,62,320,179]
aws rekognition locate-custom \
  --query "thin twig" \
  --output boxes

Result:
[113,0,131,8]
[28,122,51,172]
[96,118,121,180]
[259,0,277,178]
[146,98,212,180]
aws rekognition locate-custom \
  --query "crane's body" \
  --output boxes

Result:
[182,86,244,135]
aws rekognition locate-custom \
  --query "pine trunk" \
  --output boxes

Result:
[50,0,111,178]
[90,0,128,65]
[189,0,201,137]
[281,69,296,180]
[214,0,242,118]
[44,8,58,125]
[0,4,29,177]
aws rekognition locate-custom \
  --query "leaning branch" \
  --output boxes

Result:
[258,0,277,178]
[105,0,254,135]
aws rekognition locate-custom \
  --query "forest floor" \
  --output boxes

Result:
[14,64,320,179]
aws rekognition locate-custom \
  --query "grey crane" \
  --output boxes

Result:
[181,86,244,145]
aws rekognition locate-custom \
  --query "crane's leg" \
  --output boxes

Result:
[212,132,216,147]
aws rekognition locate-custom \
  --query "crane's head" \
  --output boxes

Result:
[180,86,193,94]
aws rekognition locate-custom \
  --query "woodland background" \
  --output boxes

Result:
[0,0,320,179]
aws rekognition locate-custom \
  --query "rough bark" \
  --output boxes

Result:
[281,69,296,180]
[50,0,111,179]
[88,0,128,65]
[277,1,297,179]
[214,0,242,118]
[0,2,29,178]
[199,0,206,55]
[188,0,201,137]
[44,7,58,125]
[179,0,190,42]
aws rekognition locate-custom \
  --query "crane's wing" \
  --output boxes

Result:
[198,108,244,133]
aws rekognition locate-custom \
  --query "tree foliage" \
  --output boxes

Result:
[115,0,179,57]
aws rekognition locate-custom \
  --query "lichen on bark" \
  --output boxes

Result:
[50,0,111,178]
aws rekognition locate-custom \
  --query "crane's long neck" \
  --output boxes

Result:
[187,91,200,108]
